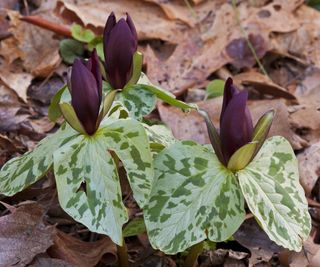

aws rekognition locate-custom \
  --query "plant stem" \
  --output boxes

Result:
[117,238,129,267]
[184,241,204,267]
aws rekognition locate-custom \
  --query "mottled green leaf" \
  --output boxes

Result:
[238,136,311,251]
[144,124,176,148]
[99,119,154,207]
[123,218,146,237]
[117,85,156,120]
[144,141,245,254]
[53,134,128,245]
[0,124,77,196]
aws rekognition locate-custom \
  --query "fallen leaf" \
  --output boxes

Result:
[225,34,267,69]
[298,142,320,197]
[0,63,33,102]
[278,235,320,267]
[233,71,297,100]
[144,0,222,27]
[48,230,117,267]
[0,10,60,77]
[29,256,72,267]
[0,202,55,267]
[234,218,283,265]
[54,0,188,43]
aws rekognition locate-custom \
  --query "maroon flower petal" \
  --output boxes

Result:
[220,77,238,126]
[220,90,253,162]
[86,49,102,103]
[71,59,100,135]
[126,13,138,50]
[104,18,136,89]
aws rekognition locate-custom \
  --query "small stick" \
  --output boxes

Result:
[20,15,72,38]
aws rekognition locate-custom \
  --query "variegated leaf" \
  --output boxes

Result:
[100,119,154,207]
[144,124,176,148]
[53,134,128,245]
[0,124,77,196]
[144,141,245,254]
[238,136,311,251]
[117,85,156,120]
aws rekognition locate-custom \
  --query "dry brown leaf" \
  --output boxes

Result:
[279,236,320,267]
[272,5,320,69]
[233,71,297,100]
[0,202,55,267]
[29,256,73,267]
[48,230,117,267]
[144,0,222,27]
[54,0,188,43]
[234,218,283,265]
[298,142,320,197]
[0,10,60,77]
[0,64,33,102]
[290,86,320,144]
[146,1,300,95]
[158,98,306,150]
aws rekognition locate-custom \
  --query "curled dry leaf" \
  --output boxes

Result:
[54,0,187,43]
[0,202,55,267]
[233,71,297,100]
[48,230,117,267]
[158,98,306,150]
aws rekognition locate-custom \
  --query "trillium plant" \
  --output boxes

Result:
[0,11,311,266]
[144,78,311,255]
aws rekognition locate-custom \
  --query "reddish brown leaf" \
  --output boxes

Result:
[0,202,55,267]
[48,230,117,267]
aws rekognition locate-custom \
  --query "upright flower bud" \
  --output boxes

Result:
[200,77,274,171]
[103,12,138,89]
[69,49,102,135]
[220,78,253,163]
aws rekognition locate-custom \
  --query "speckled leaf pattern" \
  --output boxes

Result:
[53,118,153,244]
[53,134,128,245]
[117,85,156,120]
[99,119,154,207]
[238,136,311,251]
[0,124,77,196]
[144,141,245,254]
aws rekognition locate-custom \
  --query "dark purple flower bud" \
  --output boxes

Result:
[220,78,253,163]
[70,50,102,135]
[103,12,138,89]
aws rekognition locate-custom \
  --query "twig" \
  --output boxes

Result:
[20,15,72,37]
[231,0,268,77]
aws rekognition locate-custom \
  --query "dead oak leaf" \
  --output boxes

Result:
[0,10,60,77]
[54,0,188,43]
[0,202,55,267]
[48,230,117,267]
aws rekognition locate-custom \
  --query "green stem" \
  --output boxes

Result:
[117,239,129,267]
[184,241,204,267]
